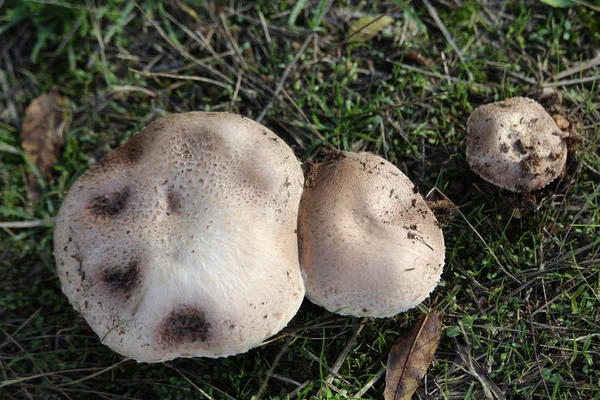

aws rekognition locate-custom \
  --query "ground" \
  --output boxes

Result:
[1,1,599,399]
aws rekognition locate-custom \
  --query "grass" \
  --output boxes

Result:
[1,0,599,398]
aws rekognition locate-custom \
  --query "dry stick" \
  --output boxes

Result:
[285,380,311,399]
[302,347,354,388]
[54,359,131,388]
[456,323,506,400]
[426,188,522,285]
[393,62,489,91]
[271,374,302,387]
[353,365,386,398]
[163,11,226,69]
[422,0,473,81]
[256,33,314,123]
[132,1,233,86]
[0,218,56,229]
[258,11,272,44]
[1,359,36,400]
[107,85,157,98]
[526,301,552,398]
[555,184,600,269]
[255,335,296,399]
[0,67,19,129]
[89,1,110,87]
[281,89,331,146]
[219,13,249,71]
[320,320,365,395]
[554,55,600,80]
[165,365,215,400]
[0,360,129,388]
[230,69,243,108]
[167,5,301,110]
[0,309,63,398]
[543,75,600,88]
[163,9,268,97]
[129,69,229,88]
[333,91,452,120]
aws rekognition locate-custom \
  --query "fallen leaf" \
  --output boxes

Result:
[348,15,394,43]
[384,312,442,400]
[402,51,433,67]
[20,87,67,200]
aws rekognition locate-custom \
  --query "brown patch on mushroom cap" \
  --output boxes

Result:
[156,306,211,347]
[466,97,567,193]
[297,152,445,318]
[54,112,305,362]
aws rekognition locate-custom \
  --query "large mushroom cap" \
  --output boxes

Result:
[298,152,445,318]
[54,112,305,362]
[466,97,567,193]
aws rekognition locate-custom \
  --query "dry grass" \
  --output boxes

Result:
[1,1,599,399]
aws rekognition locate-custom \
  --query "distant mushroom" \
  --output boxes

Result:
[466,97,567,193]
[297,151,445,318]
[54,112,305,362]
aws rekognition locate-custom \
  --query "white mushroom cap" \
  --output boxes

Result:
[54,112,305,362]
[466,97,567,193]
[298,152,445,318]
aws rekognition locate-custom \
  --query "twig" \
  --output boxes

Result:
[281,89,331,146]
[0,67,19,129]
[543,75,599,88]
[422,0,473,80]
[352,365,386,398]
[130,69,229,88]
[89,0,110,87]
[165,365,215,400]
[0,309,42,350]
[219,13,249,70]
[0,218,56,229]
[426,187,522,285]
[258,11,272,44]
[555,55,600,80]
[390,62,489,91]
[132,1,233,85]
[255,335,295,399]
[285,380,311,399]
[323,320,365,388]
[301,347,354,388]
[455,328,506,400]
[256,33,314,123]
[107,85,156,97]
[0,359,130,388]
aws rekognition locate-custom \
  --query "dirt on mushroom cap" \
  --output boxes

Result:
[465,97,568,193]
[54,112,306,362]
[297,151,445,318]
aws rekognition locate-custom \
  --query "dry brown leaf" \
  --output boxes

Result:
[21,87,67,199]
[348,16,394,43]
[384,312,442,400]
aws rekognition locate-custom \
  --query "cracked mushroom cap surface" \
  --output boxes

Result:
[54,112,305,362]
[298,151,445,318]
[466,97,567,193]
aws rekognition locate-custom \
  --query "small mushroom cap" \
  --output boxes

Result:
[298,152,445,318]
[54,112,305,362]
[466,97,567,193]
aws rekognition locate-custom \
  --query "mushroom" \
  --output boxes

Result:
[297,151,445,318]
[466,97,567,193]
[54,112,305,362]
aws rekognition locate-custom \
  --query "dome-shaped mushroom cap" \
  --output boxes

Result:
[298,152,445,318]
[54,112,305,362]
[466,97,567,193]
